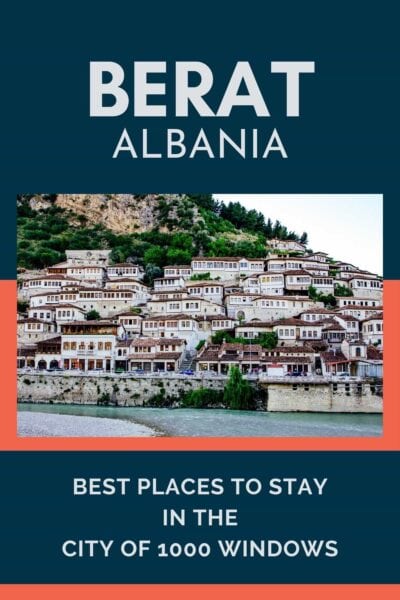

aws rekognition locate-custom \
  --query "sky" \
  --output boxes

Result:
[215,195,383,276]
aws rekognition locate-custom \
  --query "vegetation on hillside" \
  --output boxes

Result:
[17,194,308,282]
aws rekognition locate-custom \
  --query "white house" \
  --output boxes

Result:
[185,281,224,304]
[348,276,383,299]
[146,296,225,318]
[153,276,186,291]
[17,318,56,344]
[20,275,81,299]
[268,239,306,252]
[163,265,192,279]
[60,321,119,371]
[128,337,186,373]
[115,312,143,338]
[141,314,205,350]
[361,315,383,347]
[191,257,265,280]
[106,263,144,280]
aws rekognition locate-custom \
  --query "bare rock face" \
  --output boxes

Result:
[55,194,163,233]
[28,196,53,211]
[26,193,193,234]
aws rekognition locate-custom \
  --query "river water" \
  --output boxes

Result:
[18,403,382,437]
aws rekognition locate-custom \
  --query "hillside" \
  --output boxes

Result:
[17,194,308,281]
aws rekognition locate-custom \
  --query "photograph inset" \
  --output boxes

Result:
[17,194,383,437]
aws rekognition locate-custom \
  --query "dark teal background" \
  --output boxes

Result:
[0,451,399,584]
[1,0,399,584]
[2,1,399,278]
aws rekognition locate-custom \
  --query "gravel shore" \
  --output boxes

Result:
[18,411,159,437]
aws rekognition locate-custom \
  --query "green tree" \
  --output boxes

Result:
[166,247,192,264]
[318,294,337,308]
[334,284,354,297]
[308,285,319,300]
[17,299,29,313]
[144,263,163,286]
[300,232,308,245]
[143,246,166,267]
[223,366,253,410]
[257,332,278,349]
[86,309,101,321]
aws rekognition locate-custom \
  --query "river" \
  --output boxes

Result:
[18,403,382,437]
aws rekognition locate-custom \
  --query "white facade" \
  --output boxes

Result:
[362,317,383,347]
[337,297,381,308]
[65,249,111,266]
[106,263,144,279]
[225,293,323,321]
[349,277,383,299]
[142,315,206,350]
[20,276,80,299]
[60,322,118,371]
[147,297,225,317]
[153,276,185,291]
[185,282,224,304]
[164,266,192,279]
[191,257,265,280]
[268,239,306,252]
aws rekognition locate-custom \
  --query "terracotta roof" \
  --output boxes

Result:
[24,275,80,282]
[36,336,62,348]
[349,275,381,281]
[367,346,383,360]
[275,345,315,354]
[129,352,182,360]
[272,318,302,327]
[18,317,50,324]
[52,304,86,310]
[195,351,220,361]
[164,265,192,269]
[263,356,312,364]
[284,270,312,276]
[108,263,140,268]
[321,351,348,364]
[301,308,336,314]
[236,322,274,328]
[150,289,188,296]
[66,265,105,270]
[322,323,346,331]
[199,315,235,322]
[130,338,158,347]
[60,320,116,327]
[361,314,383,323]
[47,262,69,268]
[334,314,359,322]
[106,278,146,283]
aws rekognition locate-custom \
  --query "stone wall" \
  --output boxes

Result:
[17,374,383,413]
[18,374,225,407]
[265,381,382,413]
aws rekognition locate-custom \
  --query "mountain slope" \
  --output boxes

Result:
[17,194,307,277]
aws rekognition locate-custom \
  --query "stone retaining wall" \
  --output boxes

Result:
[17,374,382,413]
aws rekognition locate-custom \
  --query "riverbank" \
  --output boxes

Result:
[18,404,382,437]
[18,411,159,437]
